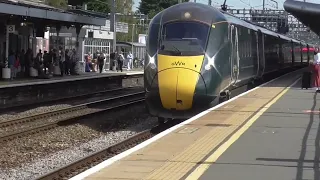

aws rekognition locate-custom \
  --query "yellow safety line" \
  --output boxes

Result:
[185,77,300,180]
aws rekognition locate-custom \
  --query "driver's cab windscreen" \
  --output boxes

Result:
[160,21,210,55]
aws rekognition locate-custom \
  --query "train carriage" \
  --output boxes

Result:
[144,2,312,123]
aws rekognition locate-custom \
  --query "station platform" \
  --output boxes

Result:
[70,68,318,180]
[0,70,143,88]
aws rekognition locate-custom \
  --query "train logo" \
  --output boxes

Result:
[171,61,185,66]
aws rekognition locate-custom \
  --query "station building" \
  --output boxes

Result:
[0,0,106,79]
[49,20,129,70]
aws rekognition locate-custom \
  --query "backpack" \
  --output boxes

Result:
[118,54,124,62]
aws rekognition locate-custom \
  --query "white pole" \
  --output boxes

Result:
[5,26,9,68]
[132,24,135,57]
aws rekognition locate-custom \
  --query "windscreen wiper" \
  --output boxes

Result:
[171,44,182,55]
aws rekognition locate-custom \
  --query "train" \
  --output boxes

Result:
[143,2,315,123]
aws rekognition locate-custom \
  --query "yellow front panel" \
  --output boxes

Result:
[176,69,199,110]
[158,69,178,109]
[158,54,204,110]
[157,54,204,72]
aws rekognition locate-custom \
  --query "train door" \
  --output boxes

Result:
[255,31,259,76]
[230,25,239,85]
[277,36,283,69]
[306,44,310,64]
[291,40,294,66]
[257,30,265,77]
[300,43,303,65]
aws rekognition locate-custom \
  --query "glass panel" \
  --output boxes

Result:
[205,22,228,57]
[160,21,210,54]
[147,15,161,56]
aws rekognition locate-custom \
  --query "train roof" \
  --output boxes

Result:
[150,3,310,45]
[219,9,304,43]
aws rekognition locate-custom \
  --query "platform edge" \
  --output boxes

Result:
[69,69,303,180]
[184,77,301,180]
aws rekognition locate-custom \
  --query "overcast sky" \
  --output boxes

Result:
[132,0,320,11]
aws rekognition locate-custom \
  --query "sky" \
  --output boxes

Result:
[132,0,320,12]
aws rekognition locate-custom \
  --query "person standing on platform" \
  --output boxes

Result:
[13,52,20,78]
[70,49,79,75]
[97,53,105,73]
[8,50,16,80]
[24,49,32,77]
[20,49,25,75]
[65,49,71,75]
[127,51,133,70]
[43,51,50,74]
[117,51,124,72]
[313,49,320,91]
[59,47,65,76]
[110,51,117,71]
[36,49,42,64]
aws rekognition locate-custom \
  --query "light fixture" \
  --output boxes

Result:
[184,12,191,19]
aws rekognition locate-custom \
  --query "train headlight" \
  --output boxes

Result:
[204,55,215,71]
[148,55,157,70]
[203,54,221,77]
[205,64,212,71]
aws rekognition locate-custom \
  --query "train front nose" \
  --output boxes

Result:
[145,54,208,118]
[158,68,203,110]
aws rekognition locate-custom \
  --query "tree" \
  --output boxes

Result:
[45,0,68,8]
[68,0,91,6]
[139,0,159,17]
[87,0,110,14]
[138,0,188,18]
[115,0,136,42]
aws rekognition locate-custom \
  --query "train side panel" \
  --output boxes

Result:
[281,39,293,69]
[263,34,281,74]
[237,26,257,84]
[293,42,301,67]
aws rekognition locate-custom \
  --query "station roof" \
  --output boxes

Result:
[0,0,106,26]
[116,42,146,47]
[284,0,320,35]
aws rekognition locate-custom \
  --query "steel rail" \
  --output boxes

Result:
[0,92,145,143]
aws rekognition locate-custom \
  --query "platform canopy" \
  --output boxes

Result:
[0,0,106,26]
[284,0,320,35]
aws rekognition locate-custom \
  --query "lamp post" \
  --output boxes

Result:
[132,24,135,58]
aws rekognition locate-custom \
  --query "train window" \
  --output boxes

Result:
[161,21,209,53]
[147,23,160,56]
[244,42,246,58]
[206,22,228,57]
[147,15,161,57]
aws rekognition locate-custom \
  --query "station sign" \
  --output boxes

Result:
[6,25,15,33]
[83,20,129,33]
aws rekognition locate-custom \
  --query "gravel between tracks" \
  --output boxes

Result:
[0,104,156,180]
[0,107,100,134]
[0,104,72,123]
[0,88,142,125]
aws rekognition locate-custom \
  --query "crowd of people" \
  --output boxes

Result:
[6,47,79,80]
[4,47,142,80]
[84,50,135,73]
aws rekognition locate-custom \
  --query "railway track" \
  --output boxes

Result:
[0,87,142,113]
[0,91,145,143]
[36,120,181,180]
